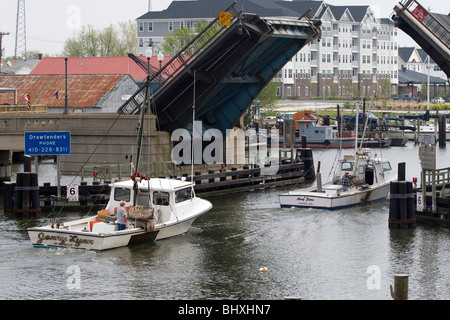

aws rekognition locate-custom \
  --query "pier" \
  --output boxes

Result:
[2,159,314,213]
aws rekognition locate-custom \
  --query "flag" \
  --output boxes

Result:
[53,91,59,99]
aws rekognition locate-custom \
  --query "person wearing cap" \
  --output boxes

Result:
[117,201,128,231]
[342,171,350,191]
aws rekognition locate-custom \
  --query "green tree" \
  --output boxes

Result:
[159,27,194,56]
[158,22,221,56]
[243,79,281,125]
[62,21,137,57]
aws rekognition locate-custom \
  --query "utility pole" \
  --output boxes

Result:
[0,32,10,73]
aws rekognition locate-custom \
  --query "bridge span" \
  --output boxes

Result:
[393,0,450,77]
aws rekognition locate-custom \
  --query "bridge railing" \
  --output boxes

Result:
[118,1,243,115]
[400,0,450,48]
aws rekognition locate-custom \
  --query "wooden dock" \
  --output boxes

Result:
[2,159,314,213]
[415,167,450,227]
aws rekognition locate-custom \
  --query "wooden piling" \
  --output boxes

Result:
[438,115,446,148]
[389,163,416,228]
[390,274,409,300]
[12,156,41,215]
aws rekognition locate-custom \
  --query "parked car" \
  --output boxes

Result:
[393,94,417,101]
[431,97,445,104]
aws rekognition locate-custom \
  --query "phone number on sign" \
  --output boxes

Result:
[27,147,69,154]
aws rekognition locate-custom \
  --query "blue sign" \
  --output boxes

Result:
[25,131,71,155]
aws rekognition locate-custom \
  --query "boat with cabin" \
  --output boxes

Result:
[278,96,397,209]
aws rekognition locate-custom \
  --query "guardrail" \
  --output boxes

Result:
[399,0,450,48]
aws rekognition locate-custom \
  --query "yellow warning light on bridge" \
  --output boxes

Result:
[218,12,232,26]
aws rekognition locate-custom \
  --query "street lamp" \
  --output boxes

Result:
[145,47,152,77]
[157,51,164,70]
[64,57,68,114]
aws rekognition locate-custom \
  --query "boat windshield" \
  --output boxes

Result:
[175,187,193,203]
[114,187,131,202]
[382,162,392,172]
[153,191,170,206]
[341,161,353,172]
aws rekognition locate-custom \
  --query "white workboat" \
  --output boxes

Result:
[27,177,212,250]
[278,148,396,209]
[279,95,397,209]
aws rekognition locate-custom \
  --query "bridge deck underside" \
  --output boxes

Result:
[152,14,320,135]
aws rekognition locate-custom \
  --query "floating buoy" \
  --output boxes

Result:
[259,267,268,273]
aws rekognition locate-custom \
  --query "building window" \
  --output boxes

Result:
[139,22,144,32]
[148,22,153,32]
[169,21,173,31]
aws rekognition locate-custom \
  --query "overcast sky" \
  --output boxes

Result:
[1,0,449,58]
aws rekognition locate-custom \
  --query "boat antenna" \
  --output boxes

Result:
[354,100,360,156]
[191,70,196,196]
[359,92,376,150]
[132,72,152,205]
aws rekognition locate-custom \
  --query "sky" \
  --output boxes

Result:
[1,0,449,58]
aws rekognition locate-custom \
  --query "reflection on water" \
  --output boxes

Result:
[0,144,449,300]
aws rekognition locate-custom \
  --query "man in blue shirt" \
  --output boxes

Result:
[117,201,128,231]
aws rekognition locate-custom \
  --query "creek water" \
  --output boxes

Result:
[0,143,449,300]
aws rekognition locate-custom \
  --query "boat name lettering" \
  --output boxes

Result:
[296,197,314,202]
[37,233,94,247]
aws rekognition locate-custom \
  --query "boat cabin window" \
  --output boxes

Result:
[341,161,353,172]
[175,187,193,203]
[114,188,131,202]
[382,162,392,172]
[153,191,170,206]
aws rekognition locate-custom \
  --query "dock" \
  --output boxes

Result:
[2,150,314,213]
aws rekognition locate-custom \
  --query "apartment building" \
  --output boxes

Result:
[136,0,399,99]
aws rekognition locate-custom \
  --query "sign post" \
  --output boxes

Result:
[418,134,436,212]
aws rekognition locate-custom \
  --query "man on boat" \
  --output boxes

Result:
[117,201,128,231]
[342,171,351,191]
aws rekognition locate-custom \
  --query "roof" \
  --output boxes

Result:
[398,67,447,84]
[398,47,418,63]
[137,0,325,20]
[0,74,133,108]
[30,56,173,81]
[1,59,41,75]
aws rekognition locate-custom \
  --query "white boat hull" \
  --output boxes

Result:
[279,182,391,210]
[27,217,157,251]
[154,199,212,240]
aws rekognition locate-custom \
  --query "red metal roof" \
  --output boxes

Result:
[0,74,130,108]
[30,56,173,81]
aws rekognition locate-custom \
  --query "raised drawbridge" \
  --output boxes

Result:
[118,1,321,136]
[393,0,450,78]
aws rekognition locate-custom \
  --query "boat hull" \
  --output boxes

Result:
[154,200,212,240]
[278,183,391,210]
[27,217,158,251]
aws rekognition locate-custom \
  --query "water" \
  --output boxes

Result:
[0,143,449,300]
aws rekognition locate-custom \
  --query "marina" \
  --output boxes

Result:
[0,144,449,300]
[0,0,449,301]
